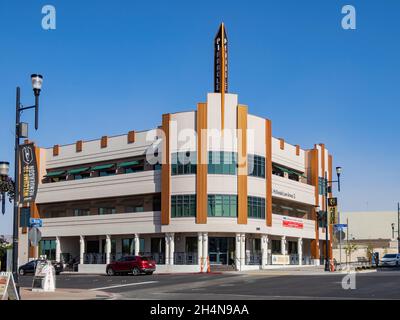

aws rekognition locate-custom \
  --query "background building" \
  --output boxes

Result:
[333,211,400,263]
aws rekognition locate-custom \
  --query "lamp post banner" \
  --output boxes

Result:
[19,143,38,204]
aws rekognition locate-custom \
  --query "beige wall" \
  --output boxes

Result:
[340,211,398,240]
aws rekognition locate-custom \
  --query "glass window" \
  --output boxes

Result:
[171,152,196,176]
[248,196,265,219]
[271,240,281,254]
[74,172,91,180]
[39,240,56,260]
[73,208,90,216]
[98,207,116,215]
[208,152,237,175]
[171,195,196,217]
[207,194,237,217]
[248,155,265,178]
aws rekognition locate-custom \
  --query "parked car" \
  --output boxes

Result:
[106,255,156,276]
[18,259,63,275]
[380,254,400,267]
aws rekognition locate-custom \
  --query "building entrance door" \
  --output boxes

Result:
[209,237,234,265]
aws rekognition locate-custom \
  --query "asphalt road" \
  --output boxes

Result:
[19,267,400,300]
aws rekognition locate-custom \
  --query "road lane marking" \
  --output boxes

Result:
[89,281,158,291]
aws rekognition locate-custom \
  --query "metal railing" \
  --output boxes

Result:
[84,253,106,264]
[245,251,262,265]
[174,252,198,265]
[139,252,166,265]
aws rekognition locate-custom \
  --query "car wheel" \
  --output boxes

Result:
[106,267,115,276]
[132,267,140,276]
[19,269,24,276]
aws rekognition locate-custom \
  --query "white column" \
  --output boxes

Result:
[79,235,85,264]
[261,235,269,268]
[202,232,208,271]
[281,236,287,255]
[169,233,175,265]
[240,233,246,268]
[235,233,241,271]
[298,238,303,265]
[197,233,203,266]
[55,236,61,263]
[134,234,140,256]
[106,235,111,265]
[165,233,170,265]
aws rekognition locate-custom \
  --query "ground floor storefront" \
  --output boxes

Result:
[38,232,325,273]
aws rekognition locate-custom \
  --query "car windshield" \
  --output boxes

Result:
[141,257,150,261]
[383,254,397,258]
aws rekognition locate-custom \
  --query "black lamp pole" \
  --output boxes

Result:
[10,75,43,296]
[324,167,342,272]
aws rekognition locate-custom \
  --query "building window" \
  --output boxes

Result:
[171,195,196,217]
[248,196,265,219]
[272,164,285,177]
[271,240,281,254]
[208,152,237,175]
[288,241,298,254]
[248,155,265,178]
[73,208,90,216]
[39,240,56,260]
[208,194,237,217]
[74,172,91,180]
[125,205,144,213]
[171,152,196,176]
[153,196,161,211]
[98,207,116,215]
[122,238,145,255]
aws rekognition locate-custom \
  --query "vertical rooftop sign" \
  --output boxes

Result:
[214,23,228,130]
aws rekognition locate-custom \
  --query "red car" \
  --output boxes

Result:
[106,256,156,276]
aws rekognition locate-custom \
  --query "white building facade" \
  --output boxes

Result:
[18,25,334,273]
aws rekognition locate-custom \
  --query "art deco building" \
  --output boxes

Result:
[19,24,333,273]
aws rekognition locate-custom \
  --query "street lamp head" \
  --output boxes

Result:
[31,74,43,96]
[336,166,342,176]
[0,161,10,177]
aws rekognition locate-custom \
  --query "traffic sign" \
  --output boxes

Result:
[29,218,42,228]
[334,224,348,228]
[28,227,42,246]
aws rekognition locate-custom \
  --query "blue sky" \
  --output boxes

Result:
[1,0,399,234]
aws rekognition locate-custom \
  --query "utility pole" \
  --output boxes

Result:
[398,202,400,254]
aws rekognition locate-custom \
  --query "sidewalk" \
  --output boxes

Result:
[230,265,377,276]
[20,287,117,300]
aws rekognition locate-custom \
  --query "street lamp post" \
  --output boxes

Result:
[1,75,43,296]
[324,166,342,272]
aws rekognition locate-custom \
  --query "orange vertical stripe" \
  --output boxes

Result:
[237,105,248,225]
[196,103,208,224]
[265,119,272,227]
[161,114,171,225]
[310,147,320,259]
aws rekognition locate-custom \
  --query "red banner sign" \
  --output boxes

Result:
[282,218,304,229]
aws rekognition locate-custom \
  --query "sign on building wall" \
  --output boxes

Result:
[328,197,338,225]
[271,255,289,265]
[19,143,38,204]
[282,216,304,229]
